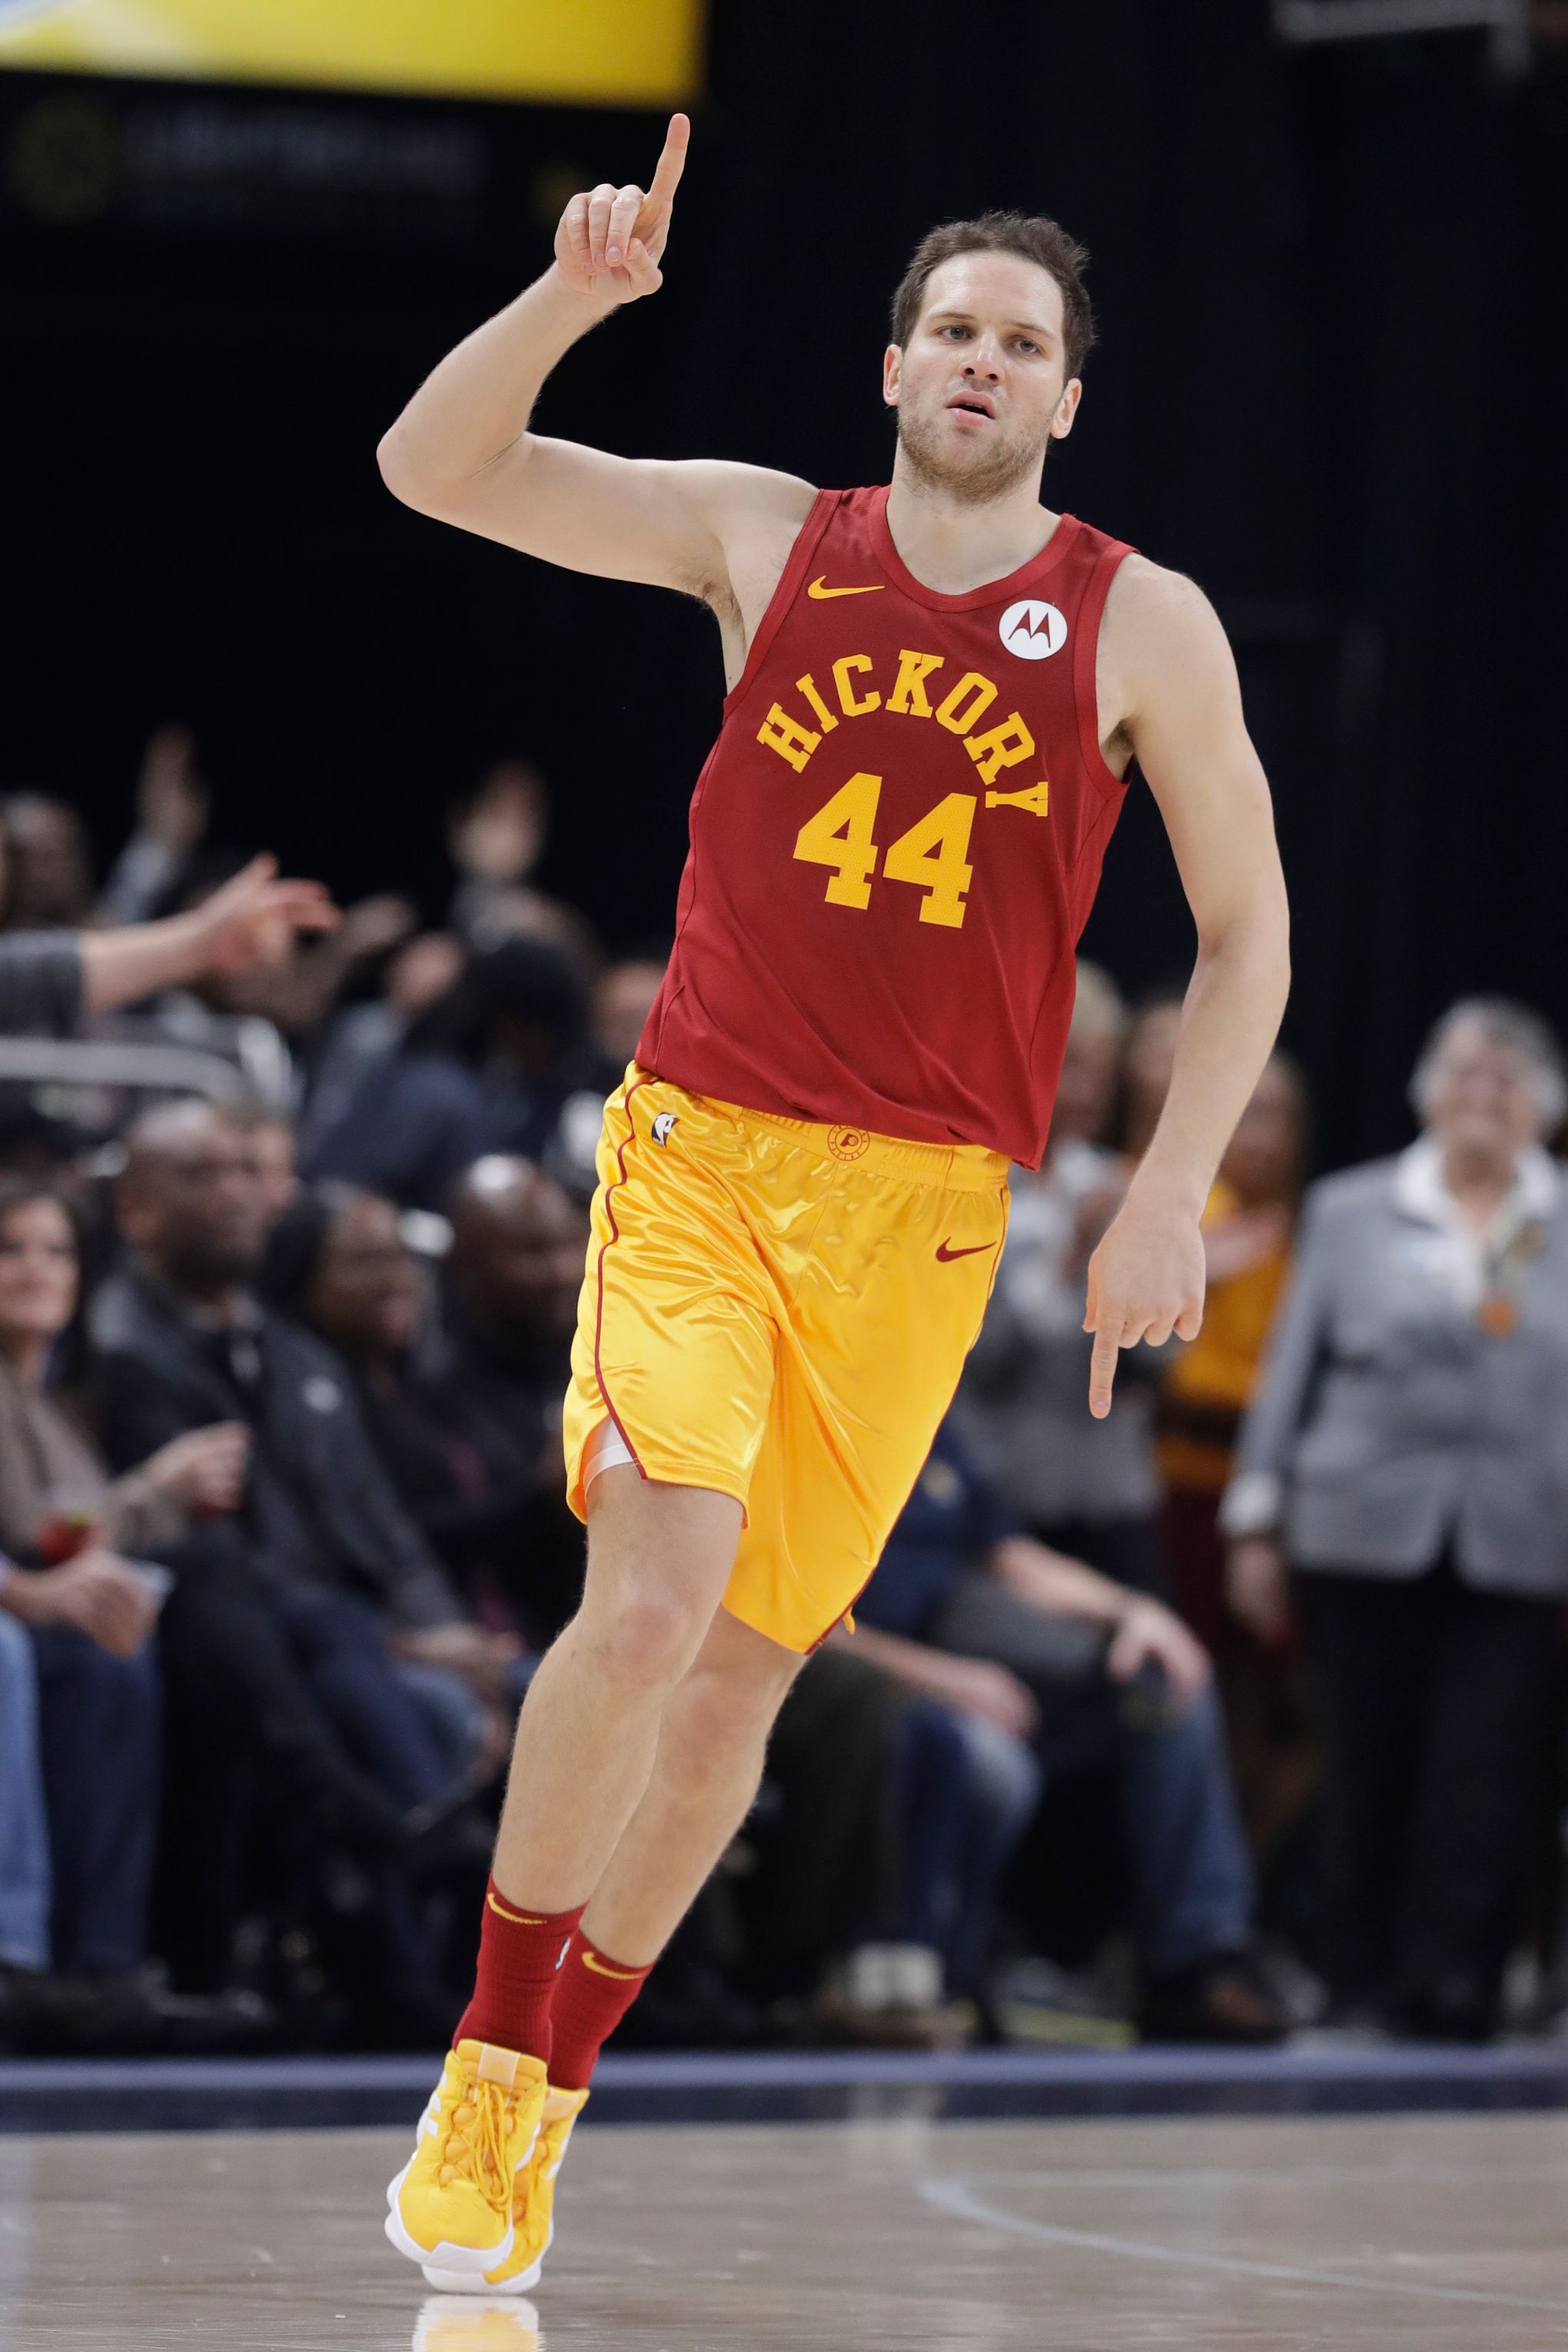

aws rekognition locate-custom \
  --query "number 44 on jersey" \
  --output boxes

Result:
[794,771,1050,929]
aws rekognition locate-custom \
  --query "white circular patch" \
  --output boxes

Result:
[998,599,1068,660]
[303,1375,341,1415]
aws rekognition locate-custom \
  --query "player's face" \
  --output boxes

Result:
[885,252,1081,503]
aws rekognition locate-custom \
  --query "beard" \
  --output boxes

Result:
[896,403,1046,505]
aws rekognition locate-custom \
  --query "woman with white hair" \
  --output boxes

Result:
[1222,998,1568,2038]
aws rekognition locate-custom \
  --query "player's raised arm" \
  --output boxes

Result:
[1082,562,1291,1418]
[375,113,812,600]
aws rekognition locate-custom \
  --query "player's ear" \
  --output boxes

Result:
[1050,377,1083,440]
[882,344,902,407]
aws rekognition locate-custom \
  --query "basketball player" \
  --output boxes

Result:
[379,115,1290,2292]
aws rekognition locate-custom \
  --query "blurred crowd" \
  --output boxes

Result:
[3,730,1568,2061]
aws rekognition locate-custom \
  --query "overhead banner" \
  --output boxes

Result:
[0,1,703,106]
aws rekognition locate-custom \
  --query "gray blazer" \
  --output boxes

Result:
[1224,1144,1568,1596]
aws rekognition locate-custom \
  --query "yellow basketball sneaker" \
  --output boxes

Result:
[385,2041,548,2281]
[412,2295,541,2350]
[424,2085,590,2296]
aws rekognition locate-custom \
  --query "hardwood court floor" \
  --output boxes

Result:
[5,2110,1568,2349]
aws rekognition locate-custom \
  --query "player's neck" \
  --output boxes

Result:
[884,457,1060,596]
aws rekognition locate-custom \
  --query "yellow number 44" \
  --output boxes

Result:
[793,771,881,909]
[883,790,975,928]
[793,772,977,928]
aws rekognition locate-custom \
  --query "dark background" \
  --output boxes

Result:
[2,2,1565,1172]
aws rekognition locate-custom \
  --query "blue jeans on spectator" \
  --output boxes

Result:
[947,1713,1045,1995]
[270,1588,465,1812]
[894,1700,975,1958]
[0,1614,48,1972]
[2,1619,161,1977]
[1042,1679,1254,1975]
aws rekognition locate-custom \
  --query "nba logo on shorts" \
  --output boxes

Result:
[651,1111,678,1146]
[999,598,1068,659]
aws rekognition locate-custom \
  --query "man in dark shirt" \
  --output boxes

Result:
[91,1101,506,2009]
[851,1418,1284,2040]
[422,1154,590,1646]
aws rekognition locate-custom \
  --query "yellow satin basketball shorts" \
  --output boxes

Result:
[562,1064,1010,1653]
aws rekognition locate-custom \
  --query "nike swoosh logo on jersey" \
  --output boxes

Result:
[807,576,884,599]
[935,1237,998,1262]
[582,1951,646,1981]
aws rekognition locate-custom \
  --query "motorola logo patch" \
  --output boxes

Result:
[999,599,1068,659]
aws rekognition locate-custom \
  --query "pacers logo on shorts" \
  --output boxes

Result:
[828,1125,869,1161]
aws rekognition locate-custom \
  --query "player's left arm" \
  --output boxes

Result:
[1082,559,1291,1419]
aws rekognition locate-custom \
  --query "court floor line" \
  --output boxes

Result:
[919,2174,1568,2314]
[991,2158,1568,2190]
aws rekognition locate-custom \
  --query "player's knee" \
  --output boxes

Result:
[585,1583,709,1694]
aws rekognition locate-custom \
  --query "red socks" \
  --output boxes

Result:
[547,1931,654,2091]
[453,1883,585,2066]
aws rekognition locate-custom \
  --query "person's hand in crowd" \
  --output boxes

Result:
[137,724,210,855]
[184,854,338,974]
[0,1550,158,1657]
[336,894,418,965]
[450,766,546,885]
[1107,1594,1212,1711]
[1201,1200,1292,1286]
[932,1654,1041,1742]
[141,1422,250,1517]
[1225,1535,1294,1646]
[394,1619,524,1708]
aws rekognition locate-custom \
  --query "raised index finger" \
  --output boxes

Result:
[1088,1318,1123,1421]
[647,111,689,213]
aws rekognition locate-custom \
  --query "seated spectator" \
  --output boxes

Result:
[262,1177,577,1646]
[0,792,96,931]
[1224,998,1568,2041]
[853,1417,1287,2041]
[733,1644,976,2047]
[304,936,593,1211]
[545,947,672,1199]
[0,1177,247,2029]
[301,931,468,1165]
[90,1101,508,2026]
[241,1107,301,1223]
[430,1157,590,1644]
[1159,1052,1309,1643]
[1158,1053,1317,1879]
[957,964,1173,1593]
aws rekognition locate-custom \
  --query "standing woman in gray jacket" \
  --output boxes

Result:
[1221,999,1568,2040]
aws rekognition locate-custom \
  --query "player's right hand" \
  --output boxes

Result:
[554,111,689,307]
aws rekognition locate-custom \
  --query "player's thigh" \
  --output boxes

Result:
[726,1170,1006,1652]
[564,1076,779,1520]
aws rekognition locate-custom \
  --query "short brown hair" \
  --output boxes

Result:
[890,211,1096,382]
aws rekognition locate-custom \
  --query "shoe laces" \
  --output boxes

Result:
[437,2077,513,2209]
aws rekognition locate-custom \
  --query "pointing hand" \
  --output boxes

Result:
[554,111,689,307]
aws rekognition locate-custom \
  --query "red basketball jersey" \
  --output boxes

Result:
[638,483,1134,1168]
